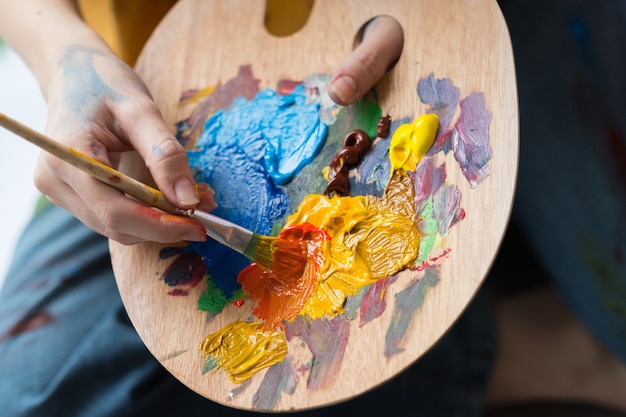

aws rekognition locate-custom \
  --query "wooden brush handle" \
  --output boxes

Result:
[0,112,179,215]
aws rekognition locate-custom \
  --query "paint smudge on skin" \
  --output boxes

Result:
[199,320,288,384]
[252,356,298,410]
[385,267,440,356]
[285,316,350,390]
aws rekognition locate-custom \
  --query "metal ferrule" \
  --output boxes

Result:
[189,209,253,254]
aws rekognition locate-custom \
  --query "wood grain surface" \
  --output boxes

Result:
[109,0,518,411]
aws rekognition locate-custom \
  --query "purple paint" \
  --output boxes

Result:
[285,316,350,390]
[412,155,446,208]
[385,268,439,356]
[417,74,493,187]
[417,73,460,152]
[176,65,261,146]
[252,356,298,409]
[432,184,464,236]
[162,252,206,296]
[359,276,399,326]
[449,93,493,187]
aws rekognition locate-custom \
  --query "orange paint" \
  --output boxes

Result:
[238,224,330,330]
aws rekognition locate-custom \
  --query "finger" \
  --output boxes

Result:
[36,154,207,244]
[116,98,201,209]
[328,16,404,105]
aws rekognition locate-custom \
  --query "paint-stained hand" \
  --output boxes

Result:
[328,16,404,106]
[35,45,216,245]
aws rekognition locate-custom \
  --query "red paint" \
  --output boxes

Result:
[238,223,330,330]
[413,248,452,271]
[377,114,392,138]
[277,79,301,95]
[162,252,206,296]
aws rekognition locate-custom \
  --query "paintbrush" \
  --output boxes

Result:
[0,112,307,273]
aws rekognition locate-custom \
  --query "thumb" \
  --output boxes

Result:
[328,16,404,106]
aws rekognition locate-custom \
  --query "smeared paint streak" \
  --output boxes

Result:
[176,65,261,146]
[252,356,298,409]
[414,248,452,271]
[416,196,439,263]
[417,73,460,149]
[0,311,54,343]
[162,251,206,296]
[385,268,440,356]
[417,74,493,187]
[433,184,464,236]
[285,316,350,390]
[228,379,252,401]
[359,275,399,326]
[449,93,493,187]
[199,320,287,384]
[412,156,446,207]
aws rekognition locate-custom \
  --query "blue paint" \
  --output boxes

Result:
[193,84,327,186]
[184,83,328,300]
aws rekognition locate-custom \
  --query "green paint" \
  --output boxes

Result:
[417,196,438,262]
[197,277,244,313]
[202,354,219,374]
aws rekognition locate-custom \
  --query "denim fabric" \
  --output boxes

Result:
[500,0,626,362]
[0,203,495,417]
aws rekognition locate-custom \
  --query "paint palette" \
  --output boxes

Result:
[110,0,517,411]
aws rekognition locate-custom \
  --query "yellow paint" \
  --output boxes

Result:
[286,170,420,318]
[199,320,288,384]
[180,85,217,105]
[389,114,439,172]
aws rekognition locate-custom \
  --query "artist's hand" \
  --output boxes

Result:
[328,16,404,105]
[36,44,216,245]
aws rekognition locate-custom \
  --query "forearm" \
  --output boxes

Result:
[0,0,112,99]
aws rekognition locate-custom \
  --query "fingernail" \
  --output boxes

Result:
[330,75,357,104]
[175,178,200,205]
[185,231,206,242]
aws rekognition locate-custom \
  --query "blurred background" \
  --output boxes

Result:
[0,39,46,288]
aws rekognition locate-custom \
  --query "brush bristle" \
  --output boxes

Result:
[244,234,307,276]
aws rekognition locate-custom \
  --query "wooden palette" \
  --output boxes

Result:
[110,0,517,411]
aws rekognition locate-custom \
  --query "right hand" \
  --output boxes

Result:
[35,43,216,245]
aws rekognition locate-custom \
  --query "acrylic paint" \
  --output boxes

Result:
[157,68,493,399]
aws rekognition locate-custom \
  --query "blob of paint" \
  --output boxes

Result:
[199,320,288,384]
[389,114,439,172]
